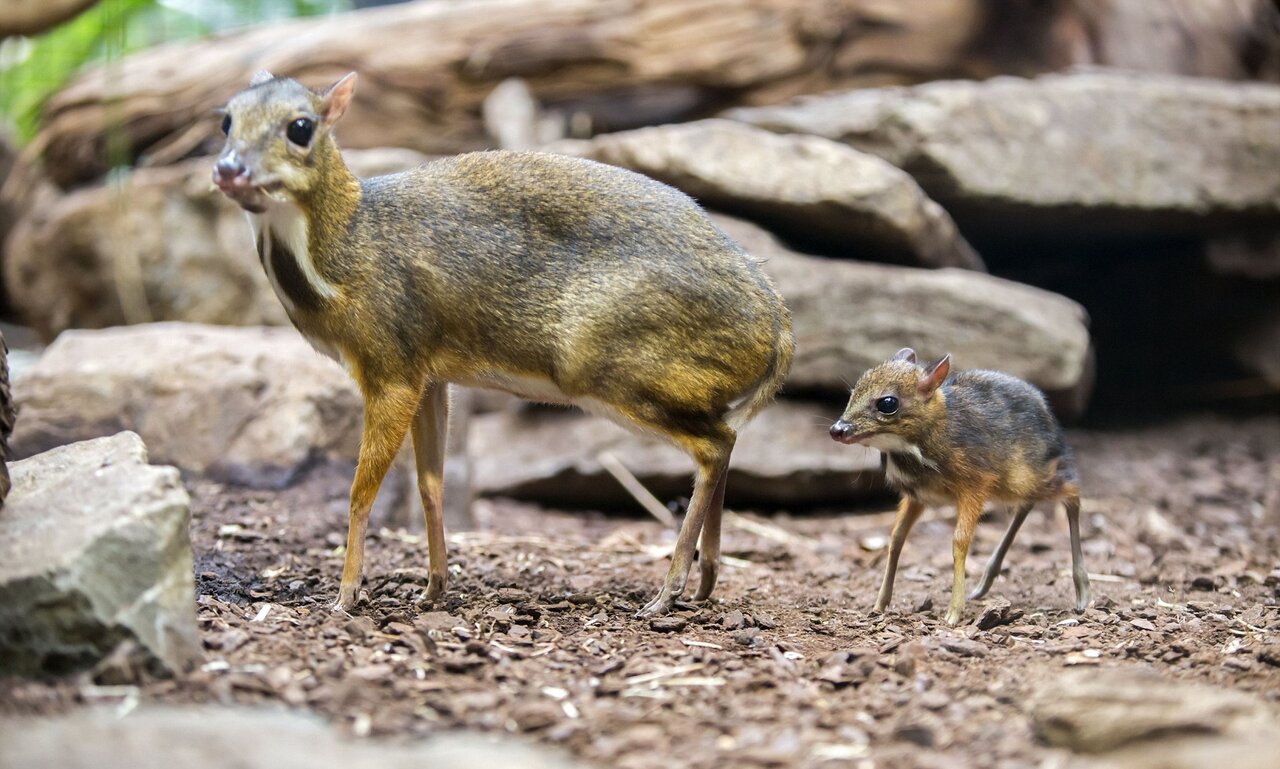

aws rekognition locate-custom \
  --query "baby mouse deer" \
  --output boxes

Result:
[212,72,793,617]
[830,349,1088,626]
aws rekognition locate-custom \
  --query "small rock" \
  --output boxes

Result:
[731,628,761,647]
[720,609,746,630]
[753,612,778,630]
[1191,576,1218,591]
[649,616,688,633]
[893,723,935,748]
[975,601,1023,631]
[1129,618,1157,632]
[919,691,950,711]
[941,637,989,658]
[344,616,377,641]
[510,701,562,732]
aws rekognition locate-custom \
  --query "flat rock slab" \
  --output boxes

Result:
[472,400,883,509]
[553,120,982,269]
[0,706,589,769]
[11,323,361,488]
[0,432,198,676]
[713,215,1093,413]
[1033,669,1280,756]
[726,72,1280,233]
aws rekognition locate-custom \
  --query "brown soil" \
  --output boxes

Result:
[4,414,1279,769]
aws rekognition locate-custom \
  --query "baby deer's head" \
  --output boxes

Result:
[830,348,950,452]
[212,71,357,212]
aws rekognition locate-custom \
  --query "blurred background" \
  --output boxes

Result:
[2,7,1279,769]
[1,0,1278,517]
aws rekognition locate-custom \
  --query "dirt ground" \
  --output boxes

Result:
[3,413,1279,768]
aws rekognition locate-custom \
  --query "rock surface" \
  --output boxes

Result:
[0,706,589,769]
[11,323,361,488]
[4,149,430,341]
[0,432,199,676]
[1033,669,1280,769]
[472,400,883,509]
[726,72,1280,233]
[713,215,1093,412]
[553,120,982,269]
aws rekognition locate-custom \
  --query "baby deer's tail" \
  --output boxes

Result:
[726,309,794,431]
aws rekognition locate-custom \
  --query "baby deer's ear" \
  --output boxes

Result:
[918,354,951,396]
[321,72,358,126]
[893,347,917,364]
[249,70,275,86]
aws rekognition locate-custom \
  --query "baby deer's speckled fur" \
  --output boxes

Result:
[831,348,1088,626]
[214,72,793,616]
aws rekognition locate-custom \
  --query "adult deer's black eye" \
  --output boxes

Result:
[287,117,315,146]
[220,114,231,135]
[875,396,899,415]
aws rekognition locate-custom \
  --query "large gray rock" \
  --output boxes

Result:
[473,400,883,509]
[0,432,198,676]
[0,706,589,769]
[713,215,1093,412]
[12,323,361,488]
[4,149,431,341]
[553,120,983,269]
[726,72,1280,233]
[1033,669,1280,769]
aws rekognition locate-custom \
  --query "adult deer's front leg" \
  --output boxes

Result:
[335,383,420,612]
[411,382,450,603]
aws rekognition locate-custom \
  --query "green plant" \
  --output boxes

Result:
[0,0,350,143]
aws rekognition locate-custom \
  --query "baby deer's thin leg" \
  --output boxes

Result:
[874,495,925,613]
[335,383,420,613]
[410,382,450,603]
[693,470,730,602]
[969,503,1034,600]
[1064,489,1090,612]
[638,437,733,618]
[947,493,986,626]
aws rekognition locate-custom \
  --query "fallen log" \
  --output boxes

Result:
[33,0,1078,188]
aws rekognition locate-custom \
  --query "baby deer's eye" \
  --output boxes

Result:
[287,117,315,146]
[874,396,899,415]
[220,114,231,135]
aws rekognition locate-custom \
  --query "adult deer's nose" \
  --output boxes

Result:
[829,420,853,442]
[213,155,248,188]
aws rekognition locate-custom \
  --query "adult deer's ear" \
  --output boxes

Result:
[321,72,358,126]
[918,354,951,396]
[893,348,917,364]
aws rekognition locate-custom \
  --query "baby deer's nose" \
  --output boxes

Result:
[829,420,853,442]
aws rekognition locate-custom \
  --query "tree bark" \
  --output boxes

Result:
[0,0,98,37]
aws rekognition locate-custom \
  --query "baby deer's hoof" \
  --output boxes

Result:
[944,609,963,627]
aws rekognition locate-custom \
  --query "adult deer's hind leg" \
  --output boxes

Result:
[637,424,734,618]
[411,381,450,603]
